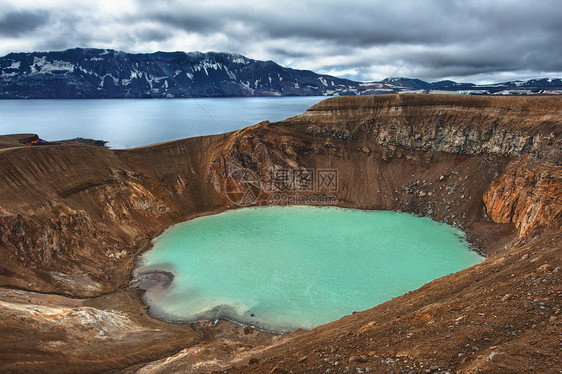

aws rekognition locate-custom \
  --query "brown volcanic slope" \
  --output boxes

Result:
[0,95,560,373]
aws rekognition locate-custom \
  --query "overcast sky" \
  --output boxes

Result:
[0,0,560,83]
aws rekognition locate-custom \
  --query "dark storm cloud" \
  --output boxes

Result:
[267,48,312,59]
[135,27,171,43]
[0,0,561,82]
[143,13,223,35]
[409,24,562,81]
[246,2,455,45]
[135,1,458,46]
[0,11,48,36]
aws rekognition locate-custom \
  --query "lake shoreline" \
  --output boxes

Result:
[133,206,483,334]
[0,96,326,149]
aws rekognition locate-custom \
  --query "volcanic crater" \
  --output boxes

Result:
[0,94,560,373]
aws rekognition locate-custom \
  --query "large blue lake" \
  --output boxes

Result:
[0,96,325,149]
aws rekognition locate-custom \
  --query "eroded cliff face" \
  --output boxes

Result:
[208,119,507,230]
[0,145,184,295]
[483,160,562,243]
[0,94,560,373]
[289,95,561,162]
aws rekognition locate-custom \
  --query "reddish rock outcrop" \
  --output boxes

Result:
[483,160,562,243]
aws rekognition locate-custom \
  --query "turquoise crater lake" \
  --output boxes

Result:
[135,206,482,333]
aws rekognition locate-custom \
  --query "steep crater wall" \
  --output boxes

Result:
[290,95,561,162]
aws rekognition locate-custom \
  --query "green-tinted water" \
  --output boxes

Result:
[135,206,482,332]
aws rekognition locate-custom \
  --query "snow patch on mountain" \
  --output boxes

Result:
[31,57,74,74]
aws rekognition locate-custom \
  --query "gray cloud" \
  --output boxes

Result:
[133,27,173,43]
[0,10,48,36]
[0,0,560,83]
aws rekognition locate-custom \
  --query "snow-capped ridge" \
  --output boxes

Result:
[0,48,560,98]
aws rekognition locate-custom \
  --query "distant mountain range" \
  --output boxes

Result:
[0,48,561,98]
